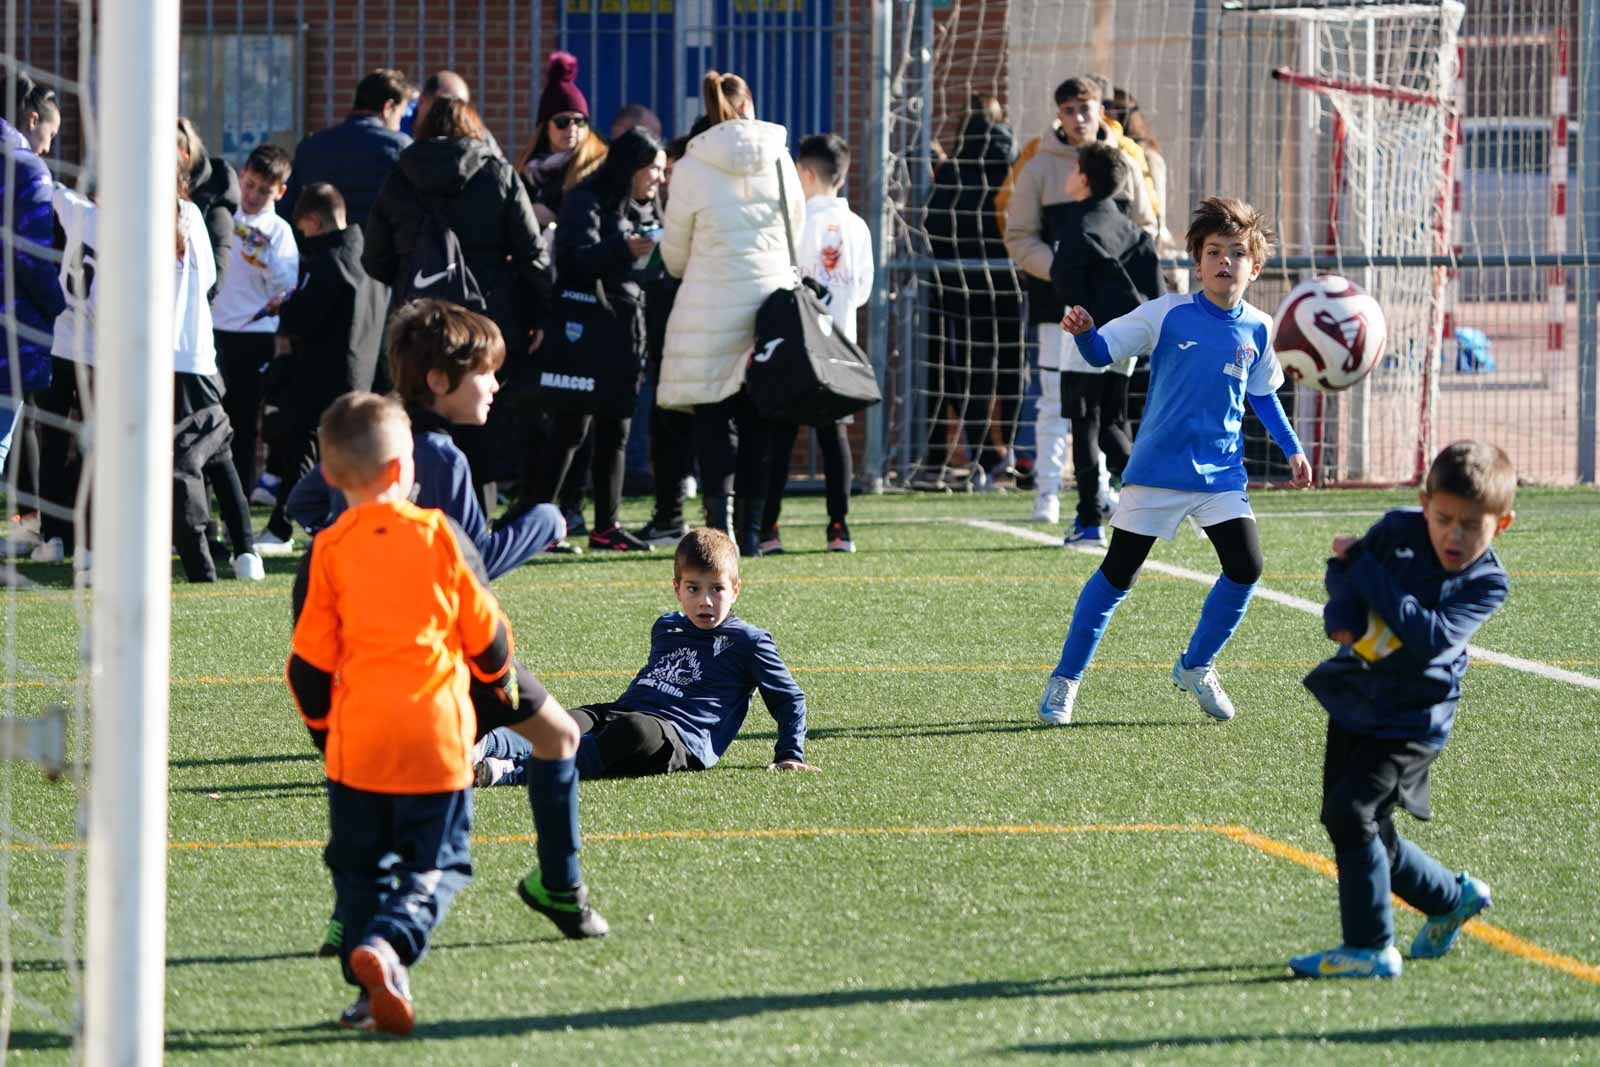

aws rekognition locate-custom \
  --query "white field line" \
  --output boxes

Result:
[959,518,1600,693]
[772,509,1384,528]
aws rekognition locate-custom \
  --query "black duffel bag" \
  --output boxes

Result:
[531,283,641,420]
[745,161,881,425]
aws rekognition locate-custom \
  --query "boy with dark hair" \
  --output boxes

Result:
[289,391,602,1035]
[1041,196,1312,727]
[1289,441,1515,979]
[1049,140,1163,546]
[476,527,815,783]
[258,183,388,548]
[285,299,565,575]
[212,143,299,550]
[760,132,872,554]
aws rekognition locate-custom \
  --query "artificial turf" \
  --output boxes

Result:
[4,487,1598,1064]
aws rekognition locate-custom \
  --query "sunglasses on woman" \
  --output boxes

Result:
[552,115,588,130]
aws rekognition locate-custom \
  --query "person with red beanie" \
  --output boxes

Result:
[517,52,607,230]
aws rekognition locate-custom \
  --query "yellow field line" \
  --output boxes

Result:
[11,820,1597,985]
[7,656,1599,691]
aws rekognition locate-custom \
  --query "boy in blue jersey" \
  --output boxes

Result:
[1289,441,1514,979]
[476,527,815,781]
[1041,197,1313,726]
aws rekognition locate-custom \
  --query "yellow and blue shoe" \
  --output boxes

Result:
[1288,944,1403,979]
[1411,872,1491,959]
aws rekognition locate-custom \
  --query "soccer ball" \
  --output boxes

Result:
[1272,275,1387,392]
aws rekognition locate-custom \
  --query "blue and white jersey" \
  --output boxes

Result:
[1092,292,1285,493]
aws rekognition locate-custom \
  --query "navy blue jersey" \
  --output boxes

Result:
[1304,508,1509,746]
[617,612,807,769]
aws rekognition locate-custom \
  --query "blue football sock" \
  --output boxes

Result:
[1054,570,1130,680]
[527,756,582,891]
[1181,575,1256,669]
[1336,838,1393,949]
[1389,836,1460,916]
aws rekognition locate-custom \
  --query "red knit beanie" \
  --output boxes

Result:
[536,52,589,129]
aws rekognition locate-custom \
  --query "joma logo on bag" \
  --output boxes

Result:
[541,372,595,392]
[560,289,599,304]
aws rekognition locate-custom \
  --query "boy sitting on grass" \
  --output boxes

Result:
[1290,440,1514,979]
[285,299,565,576]
[476,527,816,782]
[287,393,601,1036]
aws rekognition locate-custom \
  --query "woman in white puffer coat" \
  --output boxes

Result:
[659,71,805,551]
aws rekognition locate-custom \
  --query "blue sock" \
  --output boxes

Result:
[1181,575,1256,669]
[1335,837,1393,949]
[526,756,582,891]
[1389,836,1460,916]
[1054,570,1130,680]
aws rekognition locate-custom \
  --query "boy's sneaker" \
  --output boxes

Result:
[250,473,282,508]
[254,530,295,557]
[348,937,415,1035]
[337,992,375,1031]
[636,519,689,546]
[547,538,584,555]
[1411,872,1491,959]
[825,521,855,553]
[1288,944,1403,979]
[29,537,66,564]
[758,527,784,555]
[473,756,516,788]
[1038,674,1078,726]
[8,513,39,546]
[1172,656,1236,721]
[231,552,266,581]
[1063,522,1105,547]
[1097,483,1120,519]
[588,525,652,552]
[316,917,343,958]
[1032,493,1060,524]
[517,875,609,939]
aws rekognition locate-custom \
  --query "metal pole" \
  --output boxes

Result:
[1580,0,1599,483]
[84,0,177,1061]
[863,0,893,490]
[1187,0,1208,202]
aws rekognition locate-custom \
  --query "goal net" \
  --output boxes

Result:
[884,0,1465,489]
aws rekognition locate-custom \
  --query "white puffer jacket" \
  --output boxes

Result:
[659,118,805,409]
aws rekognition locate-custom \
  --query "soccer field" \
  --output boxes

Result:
[7,487,1600,1064]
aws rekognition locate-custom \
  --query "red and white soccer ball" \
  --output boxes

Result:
[1272,275,1387,392]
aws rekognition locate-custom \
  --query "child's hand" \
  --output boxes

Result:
[1288,453,1313,488]
[1331,536,1360,559]
[1059,306,1095,335]
[626,233,658,258]
[768,759,819,773]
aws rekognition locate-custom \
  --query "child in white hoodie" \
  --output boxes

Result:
[759,133,873,554]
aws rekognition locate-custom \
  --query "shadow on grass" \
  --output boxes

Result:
[161,963,1291,1051]
[1000,1020,1600,1056]
[172,782,326,801]
[170,752,320,770]
[16,937,528,976]
[742,718,1188,743]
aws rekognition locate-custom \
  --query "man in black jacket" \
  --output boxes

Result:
[1048,141,1162,545]
[261,183,388,545]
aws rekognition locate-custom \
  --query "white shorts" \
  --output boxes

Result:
[1110,485,1255,541]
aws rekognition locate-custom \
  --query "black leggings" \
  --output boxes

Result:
[691,392,770,499]
[530,412,630,532]
[1098,516,1264,591]
[569,705,688,778]
[1062,371,1133,528]
[762,420,852,532]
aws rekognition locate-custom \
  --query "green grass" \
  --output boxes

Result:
[6,487,1600,1064]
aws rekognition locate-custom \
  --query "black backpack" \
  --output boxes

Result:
[393,196,487,312]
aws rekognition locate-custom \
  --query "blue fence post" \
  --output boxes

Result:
[1580,0,1599,483]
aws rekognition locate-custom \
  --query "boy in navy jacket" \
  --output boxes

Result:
[478,527,814,782]
[1290,441,1514,979]
[285,299,564,577]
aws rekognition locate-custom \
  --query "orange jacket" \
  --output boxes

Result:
[287,498,511,794]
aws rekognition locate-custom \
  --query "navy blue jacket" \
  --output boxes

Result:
[1,119,64,393]
[616,612,807,769]
[284,406,557,578]
[1304,508,1509,746]
[281,114,411,228]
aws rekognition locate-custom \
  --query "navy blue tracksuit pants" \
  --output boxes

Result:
[324,782,473,987]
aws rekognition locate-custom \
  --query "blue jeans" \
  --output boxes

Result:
[324,782,473,986]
